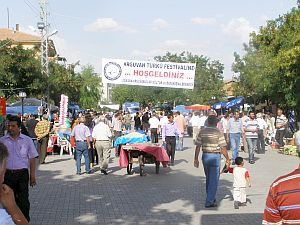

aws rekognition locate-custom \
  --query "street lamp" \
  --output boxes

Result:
[19,92,26,121]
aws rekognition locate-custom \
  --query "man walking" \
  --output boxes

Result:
[162,114,180,166]
[34,114,50,164]
[174,112,186,151]
[190,112,201,144]
[194,115,230,208]
[275,108,287,149]
[256,113,267,154]
[0,116,38,222]
[111,113,123,157]
[92,116,112,175]
[243,112,259,164]
[0,143,29,225]
[149,112,160,143]
[71,117,92,175]
[25,115,38,149]
[227,111,243,164]
[123,112,132,132]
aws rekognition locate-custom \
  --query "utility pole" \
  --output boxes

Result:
[38,0,50,114]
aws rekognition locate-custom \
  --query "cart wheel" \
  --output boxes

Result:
[139,155,144,176]
[155,162,160,174]
[139,164,144,176]
[127,163,133,175]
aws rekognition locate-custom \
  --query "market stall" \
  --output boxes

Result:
[119,143,169,176]
[115,132,169,176]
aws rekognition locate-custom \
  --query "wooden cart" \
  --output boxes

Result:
[122,145,160,176]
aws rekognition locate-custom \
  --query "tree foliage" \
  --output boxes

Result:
[0,40,46,99]
[233,6,300,109]
[112,52,225,106]
[0,40,102,108]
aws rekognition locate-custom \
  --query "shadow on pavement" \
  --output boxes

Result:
[201,213,262,225]
[29,157,234,225]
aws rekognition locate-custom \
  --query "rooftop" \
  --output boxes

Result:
[0,28,40,43]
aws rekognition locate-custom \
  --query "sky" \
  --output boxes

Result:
[0,0,297,79]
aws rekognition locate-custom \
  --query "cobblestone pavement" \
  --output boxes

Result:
[29,137,299,225]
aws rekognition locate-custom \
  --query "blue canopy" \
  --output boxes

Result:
[114,132,149,147]
[212,102,227,110]
[6,106,39,115]
[226,97,244,108]
[172,105,191,116]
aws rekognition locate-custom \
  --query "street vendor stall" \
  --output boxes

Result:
[115,132,169,176]
[119,143,169,176]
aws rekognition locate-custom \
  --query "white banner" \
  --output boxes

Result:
[59,94,68,126]
[102,58,195,89]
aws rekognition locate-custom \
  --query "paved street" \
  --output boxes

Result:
[29,138,299,225]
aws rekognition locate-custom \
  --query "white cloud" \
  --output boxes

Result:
[131,49,163,57]
[84,18,137,33]
[130,39,209,59]
[191,17,216,25]
[164,40,187,47]
[152,18,169,31]
[221,17,257,43]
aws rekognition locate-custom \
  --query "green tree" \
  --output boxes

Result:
[78,65,101,109]
[0,40,46,100]
[233,6,300,109]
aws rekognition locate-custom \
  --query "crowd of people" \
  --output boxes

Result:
[0,106,298,224]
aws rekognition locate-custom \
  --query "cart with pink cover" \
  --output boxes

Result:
[119,143,169,176]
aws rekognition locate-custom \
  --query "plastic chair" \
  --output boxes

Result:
[58,137,72,156]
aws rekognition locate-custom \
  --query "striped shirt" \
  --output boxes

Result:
[195,127,227,153]
[262,168,300,225]
[243,118,259,139]
[276,115,288,131]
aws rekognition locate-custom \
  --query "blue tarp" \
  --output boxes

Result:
[226,97,244,108]
[172,105,191,115]
[114,132,149,147]
[123,102,140,110]
[212,102,227,110]
[6,106,39,115]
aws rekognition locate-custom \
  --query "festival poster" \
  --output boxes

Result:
[102,58,196,89]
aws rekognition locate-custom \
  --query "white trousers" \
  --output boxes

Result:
[233,187,247,203]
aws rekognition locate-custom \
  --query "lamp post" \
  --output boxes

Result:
[19,92,27,121]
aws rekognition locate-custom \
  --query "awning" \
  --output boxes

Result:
[185,104,211,111]
[212,102,227,110]
[226,97,244,108]
[6,106,39,115]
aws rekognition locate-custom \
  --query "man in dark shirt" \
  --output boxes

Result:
[142,112,150,133]
[134,112,141,131]
[26,115,38,148]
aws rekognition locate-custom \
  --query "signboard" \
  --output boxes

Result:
[0,98,6,116]
[59,94,68,125]
[102,58,195,89]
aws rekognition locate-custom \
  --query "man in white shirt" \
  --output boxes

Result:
[149,113,160,143]
[0,143,29,225]
[158,111,168,136]
[190,112,201,143]
[256,113,268,154]
[198,113,207,129]
[92,116,112,175]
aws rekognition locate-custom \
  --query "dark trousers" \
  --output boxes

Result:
[88,142,98,164]
[4,169,30,222]
[166,136,176,164]
[257,129,265,153]
[151,128,158,143]
[275,129,285,148]
[113,131,122,156]
[37,136,49,163]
